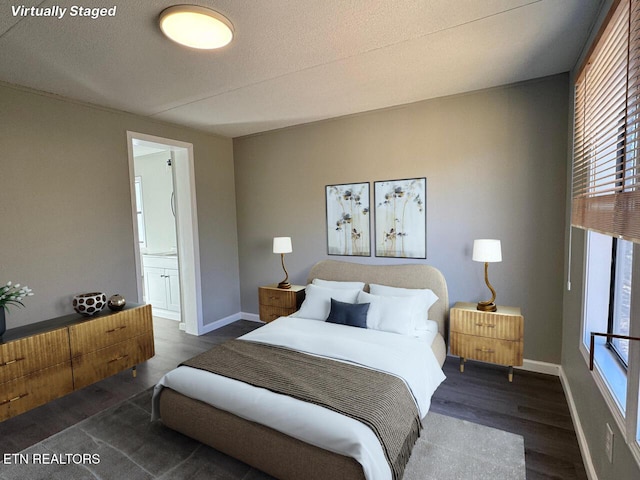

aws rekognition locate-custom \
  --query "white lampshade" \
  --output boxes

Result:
[472,239,502,263]
[273,237,292,254]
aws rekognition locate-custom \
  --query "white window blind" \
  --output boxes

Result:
[572,0,640,243]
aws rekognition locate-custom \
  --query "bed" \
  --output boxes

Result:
[152,259,449,480]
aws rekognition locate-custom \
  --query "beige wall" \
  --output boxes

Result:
[561,0,640,477]
[234,74,569,363]
[0,82,240,329]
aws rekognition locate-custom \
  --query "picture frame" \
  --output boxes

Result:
[325,182,371,256]
[374,177,426,259]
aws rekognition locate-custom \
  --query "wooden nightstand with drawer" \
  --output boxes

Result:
[258,285,305,323]
[450,302,524,382]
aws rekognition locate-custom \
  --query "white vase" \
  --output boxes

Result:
[73,292,107,316]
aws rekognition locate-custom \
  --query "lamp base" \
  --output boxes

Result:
[477,301,497,312]
[277,281,291,289]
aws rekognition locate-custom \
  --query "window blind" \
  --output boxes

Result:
[572,0,640,243]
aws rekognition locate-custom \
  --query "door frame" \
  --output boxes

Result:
[126,131,203,335]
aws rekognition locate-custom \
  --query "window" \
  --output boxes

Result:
[609,238,633,366]
[573,0,640,462]
[583,232,632,412]
[572,0,640,240]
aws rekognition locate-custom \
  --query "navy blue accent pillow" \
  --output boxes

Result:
[326,298,370,328]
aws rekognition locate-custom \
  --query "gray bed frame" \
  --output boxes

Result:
[158,260,449,480]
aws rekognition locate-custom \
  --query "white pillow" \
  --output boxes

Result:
[356,291,417,335]
[415,319,439,334]
[295,284,361,321]
[312,279,365,290]
[369,284,438,329]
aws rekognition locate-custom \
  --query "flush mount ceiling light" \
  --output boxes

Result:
[159,5,234,49]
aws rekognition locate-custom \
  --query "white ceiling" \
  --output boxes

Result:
[0,0,603,138]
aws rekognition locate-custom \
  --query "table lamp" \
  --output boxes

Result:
[472,239,502,312]
[273,237,292,289]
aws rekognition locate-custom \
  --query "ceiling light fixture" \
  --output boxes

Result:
[159,5,234,50]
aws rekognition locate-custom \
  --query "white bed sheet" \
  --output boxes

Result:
[152,316,445,480]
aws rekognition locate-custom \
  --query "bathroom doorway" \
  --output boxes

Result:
[127,132,202,335]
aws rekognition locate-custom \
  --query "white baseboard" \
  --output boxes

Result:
[241,312,262,323]
[197,312,263,334]
[447,355,561,376]
[199,312,242,334]
[559,366,598,480]
[516,359,561,376]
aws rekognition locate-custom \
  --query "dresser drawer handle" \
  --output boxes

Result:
[106,326,127,333]
[0,392,29,406]
[0,357,25,367]
[475,323,496,328]
[476,347,495,354]
[108,354,129,364]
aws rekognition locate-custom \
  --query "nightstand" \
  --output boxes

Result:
[258,284,305,323]
[450,302,524,382]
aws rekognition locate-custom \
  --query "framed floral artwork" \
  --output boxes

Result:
[325,182,371,256]
[374,177,426,258]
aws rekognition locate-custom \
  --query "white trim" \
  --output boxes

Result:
[126,137,144,305]
[241,312,262,323]
[626,242,640,462]
[196,312,264,334]
[199,312,243,334]
[579,342,627,436]
[171,146,203,336]
[559,366,598,480]
[126,132,203,337]
[515,359,561,376]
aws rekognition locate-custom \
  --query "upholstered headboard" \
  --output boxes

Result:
[307,260,449,338]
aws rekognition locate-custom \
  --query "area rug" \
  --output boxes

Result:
[0,389,525,480]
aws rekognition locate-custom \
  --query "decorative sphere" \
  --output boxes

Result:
[73,292,107,316]
[108,294,126,311]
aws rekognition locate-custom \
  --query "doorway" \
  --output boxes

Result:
[127,132,202,335]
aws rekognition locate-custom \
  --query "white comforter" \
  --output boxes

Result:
[152,317,445,480]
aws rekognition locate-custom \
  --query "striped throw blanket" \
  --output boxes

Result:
[181,339,422,480]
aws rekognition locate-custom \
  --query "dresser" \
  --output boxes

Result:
[68,305,155,389]
[0,304,154,421]
[0,328,73,421]
[450,302,524,382]
[258,284,305,322]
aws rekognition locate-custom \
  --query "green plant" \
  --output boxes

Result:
[0,281,34,311]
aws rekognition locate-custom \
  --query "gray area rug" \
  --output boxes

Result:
[0,389,525,480]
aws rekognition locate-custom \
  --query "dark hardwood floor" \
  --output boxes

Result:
[431,358,588,480]
[0,316,587,479]
[0,316,259,455]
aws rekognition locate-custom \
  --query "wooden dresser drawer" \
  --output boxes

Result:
[69,305,153,356]
[450,333,523,367]
[0,361,73,421]
[451,306,523,340]
[258,285,305,322]
[0,328,70,384]
[259,306,296,323]
[259,288,294,308]
[72,333,155,389]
